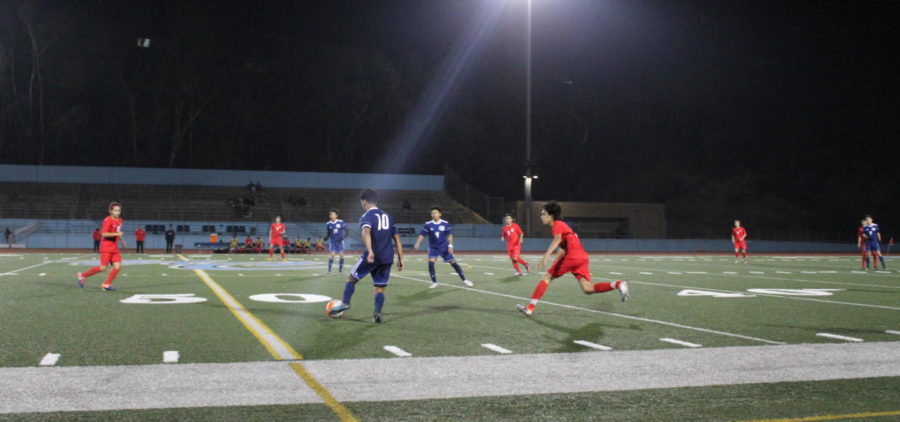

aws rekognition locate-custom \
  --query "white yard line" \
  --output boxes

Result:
[163,351,180,364]
[886,330,900,336]
[392,274,784,345]
[481,344,513,354]
[383,346,412,357]
[39,353,60,366]
[573,340,612,351]
[660,338,702,348]
[0,261,54,276]
[816,333,864,342]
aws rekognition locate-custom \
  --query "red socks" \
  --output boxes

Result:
[735,252,740,258]
[101,268,119,287]
[592,282,614,293]
[527,280,549,311]
[516,257,529,270]
[742,252,747,259]
[82,266,102,278]
[512,261,521,272]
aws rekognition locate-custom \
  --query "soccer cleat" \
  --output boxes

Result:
[463,279,474,287]
[617,279,630,302]
[429,282,438,289]
[328,303,350,316]
[77,272,85,288]
[101,285,117,292]
[373,312,382,323]
[514,272,523,276]
[516,304,532,316]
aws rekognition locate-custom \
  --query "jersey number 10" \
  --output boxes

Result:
[376,214,390,231]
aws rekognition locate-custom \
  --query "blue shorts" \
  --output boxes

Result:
[350,258,392,287]
[329,240,344,253]
[428,248,456,262]
[867,241,881,252]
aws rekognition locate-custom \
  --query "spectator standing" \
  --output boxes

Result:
[165,225,176,253]
[135,227,146,253]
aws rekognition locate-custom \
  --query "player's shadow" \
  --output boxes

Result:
[499,276,525,284]
[395,288,455,305]
[527,318,642,353]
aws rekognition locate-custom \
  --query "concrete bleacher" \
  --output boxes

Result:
[0,182,488,224]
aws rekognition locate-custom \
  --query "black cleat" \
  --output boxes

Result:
[373,312,382,323]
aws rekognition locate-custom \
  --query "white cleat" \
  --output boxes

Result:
[429,282,438,289]
[734,259,740,264]
[514,272,523,276]
[617,279,630,302]
[516,304,532,316]
[462,279,474,287]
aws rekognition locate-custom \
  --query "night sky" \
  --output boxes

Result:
[1,0,898,238]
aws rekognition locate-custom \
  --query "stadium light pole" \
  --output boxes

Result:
[523,0,534,236]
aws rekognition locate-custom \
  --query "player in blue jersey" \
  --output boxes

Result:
[328,189,404,323]
[324,209,348,273]
[863,215,886,270]
[413,206,473,288]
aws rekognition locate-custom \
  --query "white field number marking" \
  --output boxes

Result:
[746,289,844,296]
[120,294,208,304]
[677,289,755,298]
[248,294,331,303]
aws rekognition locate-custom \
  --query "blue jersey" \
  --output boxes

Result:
[359,208,397,264]
[419,219,452,251]
[325,220,346,242]
[863,224,880,244]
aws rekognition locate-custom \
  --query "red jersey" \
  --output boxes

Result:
[92,230,102,241]
[270,223,286,240]
[502,223,523,249]
[245,237,253,246]
[858,227,866,241]
[100,216,123,253]
[552,220,587,258]
[732,227,747,242]
[135,228,146,241]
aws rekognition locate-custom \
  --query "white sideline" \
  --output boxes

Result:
[816,333,864,342]
[481,343,513,354]
[383,346,412,357]
[660,338,702,348]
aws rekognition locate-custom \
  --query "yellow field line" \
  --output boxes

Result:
[290,363,360,422]
[739,410,900,421]
[177,255,359,422]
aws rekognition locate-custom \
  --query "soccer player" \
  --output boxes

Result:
[76,202,126,291]
[268,216,287,261]
[516,201,628,316]
[325,209,348,273]
[413,206,473,288]
[731,220,748,263]
[134,227,146,253]
[501,214,529,275]
[863,215,886,269]
[244,235,254,253]
[858,219,870,270]
[328,189,404,323]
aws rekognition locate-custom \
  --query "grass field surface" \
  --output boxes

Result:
[1,252,897,421]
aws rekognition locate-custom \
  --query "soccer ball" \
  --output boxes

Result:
[325,299,345,318]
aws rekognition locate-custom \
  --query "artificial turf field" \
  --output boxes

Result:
[1,251,898,421]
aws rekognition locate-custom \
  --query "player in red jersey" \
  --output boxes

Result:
[134,227,146,254]
[500,214,529,275]
[268,216,287,261]
[76,202,126,291]
[857,219,870,270]
[516,201,628,316]
[731,220,748,263]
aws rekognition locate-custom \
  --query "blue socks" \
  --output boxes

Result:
[880,256,886,268]
[328,259,334,272]
[339,258,344,272]
[451,262,466,281]
[342,282,356,305]
[374,292,385,313]
[428,261,436,283]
